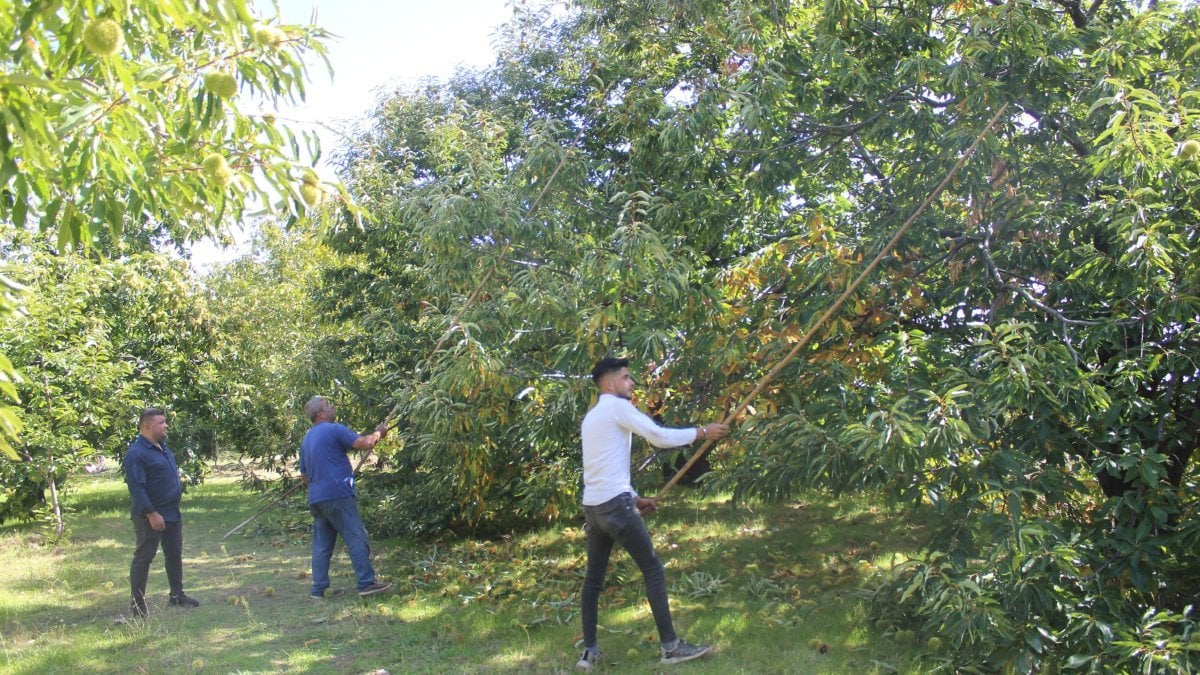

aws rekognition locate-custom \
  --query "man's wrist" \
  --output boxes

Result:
[696,426,705,440]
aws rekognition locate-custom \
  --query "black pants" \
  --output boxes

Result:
[130,516,184,603]
[581,493,677,650]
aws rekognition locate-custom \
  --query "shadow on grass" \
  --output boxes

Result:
[1,472,936,673]
[0,477,310,622]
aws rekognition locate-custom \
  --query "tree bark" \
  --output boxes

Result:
[48,467,63,538]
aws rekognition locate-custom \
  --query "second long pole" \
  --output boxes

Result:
[656,104,1009,500]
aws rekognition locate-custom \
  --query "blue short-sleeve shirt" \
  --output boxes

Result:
[299,422,361,505]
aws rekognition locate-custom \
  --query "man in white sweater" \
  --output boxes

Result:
[576,357,728,670]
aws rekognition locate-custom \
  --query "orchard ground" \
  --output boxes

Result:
[0,467,939,673]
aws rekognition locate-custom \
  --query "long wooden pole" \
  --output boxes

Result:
[219,481,303,542]
[374,145,574,430]
[656,104,1009,500]
[349,148,573,473]
[222,148,576,538]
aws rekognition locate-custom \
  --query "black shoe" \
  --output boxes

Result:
[168,593,200,608]
[357,582,393,597]
[130,600,147,618]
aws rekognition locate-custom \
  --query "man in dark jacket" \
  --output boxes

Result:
[124,407,198,617]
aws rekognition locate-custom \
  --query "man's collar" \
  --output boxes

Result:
[138,434,165,451]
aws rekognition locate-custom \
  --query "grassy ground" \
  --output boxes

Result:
[0,470,937,674]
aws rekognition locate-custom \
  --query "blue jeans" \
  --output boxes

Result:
[581,493,677,650]
[310,497,377,594]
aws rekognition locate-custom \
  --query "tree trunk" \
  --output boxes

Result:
[38,369,65,537]
[47,464,63,538]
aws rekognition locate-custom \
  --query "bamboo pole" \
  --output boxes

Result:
[225,120,585,533]
[345,146,574,477]
[374,143,574,431]
[219,482,303,542]
[655,104,1009,500]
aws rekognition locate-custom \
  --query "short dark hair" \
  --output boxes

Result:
[139,407,166,426]
[591,357,629,384]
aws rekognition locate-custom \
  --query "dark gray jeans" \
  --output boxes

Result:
[130,516,184,604]
[581,492,676,650]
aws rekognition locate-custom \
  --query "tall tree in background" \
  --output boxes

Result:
[0,231,221,535]
[202,222,384,484]
[328,0,1199,668]
[0,0,332,523]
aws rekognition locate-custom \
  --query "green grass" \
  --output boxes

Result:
[0,470,937,673]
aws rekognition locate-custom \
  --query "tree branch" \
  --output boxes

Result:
[979,223,1143,329]
[1049,0,1091,28]
[1017,99,1089,157]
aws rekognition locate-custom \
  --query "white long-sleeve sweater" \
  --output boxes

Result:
[581,393,698,506]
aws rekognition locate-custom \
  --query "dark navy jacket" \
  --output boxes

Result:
[123,434,183,521]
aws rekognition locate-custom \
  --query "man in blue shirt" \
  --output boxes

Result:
[299,396,392,598]
[124,407,199,617]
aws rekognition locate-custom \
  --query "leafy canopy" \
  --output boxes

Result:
[0,0,333,461]
[323,0,1200,669]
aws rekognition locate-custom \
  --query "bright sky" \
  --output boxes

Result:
[273,0,515,159]
[191,0,515,269]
